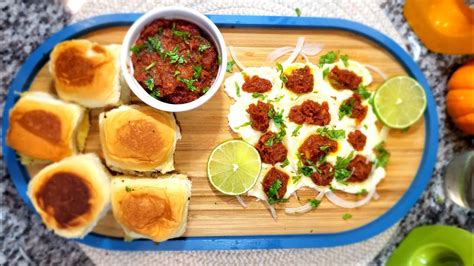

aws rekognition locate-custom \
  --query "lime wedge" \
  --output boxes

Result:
[207,140,261,195]
[373,76,427,129]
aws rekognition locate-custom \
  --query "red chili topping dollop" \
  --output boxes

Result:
[289,100,331,126]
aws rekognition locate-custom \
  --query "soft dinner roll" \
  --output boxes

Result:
[49,39,129,108]
[99,104,181,174]
[111,175,192,242]
[27,153,111,238]
[6,91,89,164]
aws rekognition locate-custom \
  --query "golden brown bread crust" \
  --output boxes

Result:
[27,153,111,238]
[49,40,122,108]
[99,105,180,172]
[6,92,85,162]
[111,176,191,242]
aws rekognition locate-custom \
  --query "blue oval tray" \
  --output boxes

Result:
[2,13,439,251]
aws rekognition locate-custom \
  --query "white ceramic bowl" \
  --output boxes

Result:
[121,6,227,112]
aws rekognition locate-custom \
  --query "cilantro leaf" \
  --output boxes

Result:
[292,175,301,184]
[198,43,211,52]
[338,99,354,120]
[355,189,368,196]
[276,62,288,86]
[235,81,241,97]
[316,127,346,140]
[174,70,181,76]
[374,141,390,168]
[150,89,161,98]
[309,199,321,208]
[264,129,286,146]
[280,158,290,168]
[342,213,352,220]
[292,125,303,137]
[193,65,202,79]
[178,77,197,91]
[166,45,186,64]
[322,67,330,79]
[356,84,371,100]
[334,151,354,183]
[267,179,288,205]
[172,23,190,40]
[340,54,349,67]
[235,121,251,129]
[130,44,144,55]
[202,86,210,94]
[146,36,165,57]
[318,50,339,67]
[299,166,314,177]
[226,60,235,73]
[125,186,133,192]
[144,77,154,91]
[252,92,266,100]
[295,8,302,17]
[145,61,156,71]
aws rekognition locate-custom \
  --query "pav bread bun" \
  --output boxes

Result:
[49,39,129,108]
[110,175,191,242]
[27,153,111,238]
[6,91,89,164]
[99,105,181,174]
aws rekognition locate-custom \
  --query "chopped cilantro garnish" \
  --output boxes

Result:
[280,158,290,168]
[338,99,354,120]
[125,186,133,192]
[356,84,371,100]
[202,86,210,94]
[268,95,284,103]
[252,92,266,100]
[177,77,197,91]
[144,77,154,91]
[322,67,330,79]
[150,89,161,98]
[166,45,186,64]
[235,121,251,129]
[198,43,211,52]
[146,36,165,57]
[130,44,144,55]
[292,175,302,183]
[226,60,235,73]
[342,213,352,220]
[334,151,354,183]
[316,127,346,140]
[363,124,368,130]
[295,8,302,17]
[269,108,285,129]
[145,61,156,71]
[318,50,339,67]
[217,54,222,64]
[292,125,303,137]
[309,199,321,208]
[340,54,349,67]
[319,145,329,151]
[172,23,190,40]
[264,129,286,146]
[374,141,390,168]
[299,166,314,177]
[174,70,181,76]
[355,188,368,196]
[193,65,202,79]
[235,81,241,97]
[276,62,288,86]
[267,179,288,205]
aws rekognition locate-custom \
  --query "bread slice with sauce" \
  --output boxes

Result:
[99,104,181,175]
[6,91,90,164]
[27,153,111,238]
[110,175,191,242]
[49,39,129,108]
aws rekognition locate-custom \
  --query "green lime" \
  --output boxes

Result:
[207,140,261,195]
[373,76,427,129]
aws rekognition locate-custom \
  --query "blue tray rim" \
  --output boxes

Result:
[2,13,439,251]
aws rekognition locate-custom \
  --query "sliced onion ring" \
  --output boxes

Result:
[380,126,390,141]
[235,195,248,208]
[373,191,380,201]
[326,189,375,208]
[266,46,293,62]
[229,46,246,70]
[364,64,387,80]
[263,200,278,220]
[283,37,305,66]
[302,43,323,56]
[285,190,326,214]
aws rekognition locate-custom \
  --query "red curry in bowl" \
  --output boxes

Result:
[130,19,219,104]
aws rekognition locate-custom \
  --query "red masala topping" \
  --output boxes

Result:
[288,100,331,126]
[298,134,337,165]
[246,101,273,132]
[347,130,367,151]
[242,76,272,93]
[285,66,314,93]
[255,132,288,165]
[347,155,372,183]
[310,162,335,186]
[328,66,362,90]
[262,167,289,199]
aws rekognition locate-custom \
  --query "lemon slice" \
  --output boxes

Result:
[207,140,261,195]
[373,76,427,129]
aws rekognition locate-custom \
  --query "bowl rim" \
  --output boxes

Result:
[120,6,227,112]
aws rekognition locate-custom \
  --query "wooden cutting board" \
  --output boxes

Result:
[26,26,424,237]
